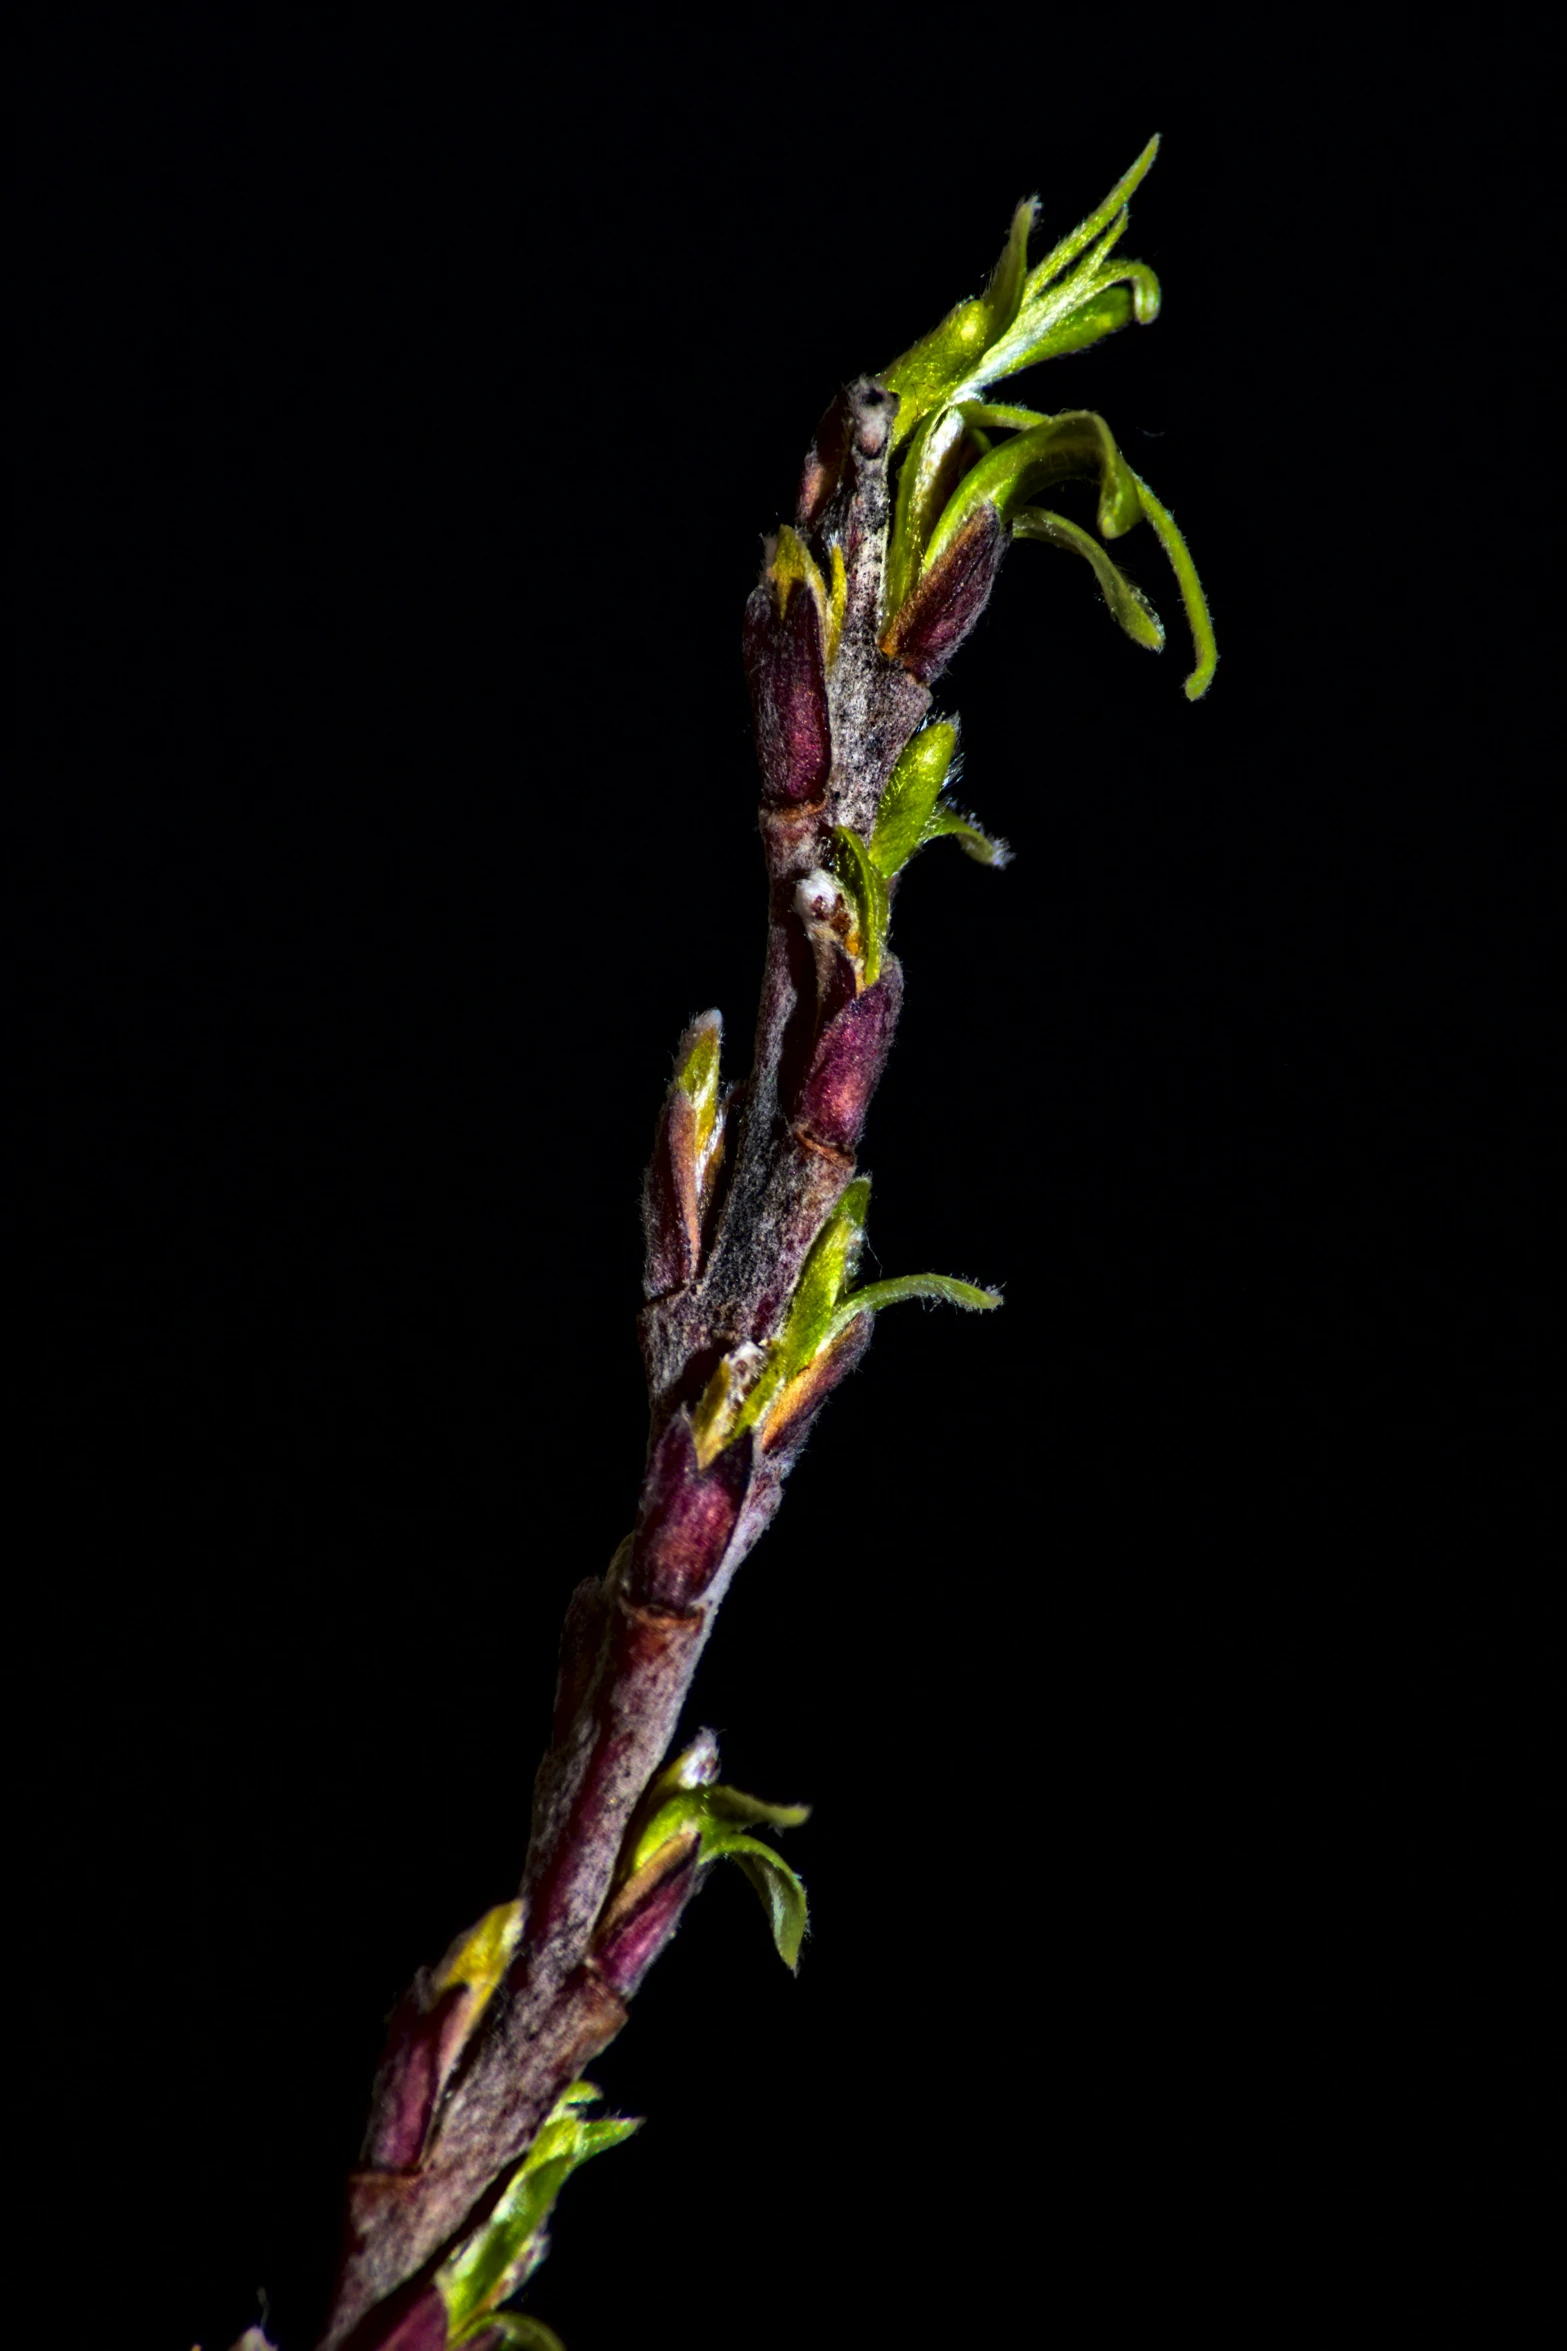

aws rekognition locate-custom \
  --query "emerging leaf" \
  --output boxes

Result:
[818,1271,1001,1352]
[921,804,1011,867]
[922,411,1144,574]
[438,2085,641,2345]
[880,140,1162,437]
[881,196,1040,452]
[673,1013,722,1161]
[705,1782,812,1833]
[1021,133,1160,302]
[620,1739,811,1973]
[870,722,959,876]
[1127,471,1219,699]
[700,1829,810,1972]
[1012,508,1165,651]
[830,825,890,984]
[430,1897,525,2028]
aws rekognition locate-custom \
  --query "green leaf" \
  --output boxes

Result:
[870,723,959,877]
[922,411,1143,575]
[881,197,1041,452]
[672,1010,722,1154]
[553,2078,605,2110]
[881,141,1162,428]
[625,1737,721,1873]
[820,1271,1002,1351]
[618,1767,811,1973]
[430,1898,526,2009]
[439,2088,641,2343]
[1127,470,1218,700]
[718,1180,869,1454]
[1021,135,1161,301]
[829,826,890,986]
[482,2322,568,2351]
[878,145,1164,445]
[778,1179,871,1376]
[704,1783,812,1832]
[956,401,1053,432]
[700,1827,810,1972]
[984,195,1038,342]
[1012,507,1165,652]
[627,1789,706,1874]
[920,804,1012,866]
[885,406,974,618]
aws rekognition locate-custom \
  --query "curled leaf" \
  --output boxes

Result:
[921,804,1012,866]
[956,401,1052,432]
[820,1271,1001,1350]
[1128,470,1218,699]
[705,1784,812,1833]
[923,410,1143,575]
[1012,507,1165,651]
[701,1828,810,1972]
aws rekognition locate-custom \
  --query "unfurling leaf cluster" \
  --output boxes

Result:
[877,134,1217,700]
[691,1178,999,1470]
[625,1737,813,1972]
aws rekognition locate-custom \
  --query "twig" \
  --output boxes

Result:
[300,138,1214,2351]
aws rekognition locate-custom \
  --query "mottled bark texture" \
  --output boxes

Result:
[317,376,1001,2351]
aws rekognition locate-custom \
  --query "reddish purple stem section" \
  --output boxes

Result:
[317,371,1008,2350]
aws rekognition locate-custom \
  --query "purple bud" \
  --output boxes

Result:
[744,570,832,808]
[360,1982,459,2170]
[643,1083,700,1298]
[881,505,1007,682]
[797,389,853,528]
[761,1311,875,1464]
[793,961,903,1154]
[625,1413,753,1612]
[593,1847,700,1998]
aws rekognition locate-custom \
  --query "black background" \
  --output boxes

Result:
[13,16,1561,2347]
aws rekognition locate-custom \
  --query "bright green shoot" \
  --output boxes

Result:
[878,136,1217,700]
[438,2084,640,2346]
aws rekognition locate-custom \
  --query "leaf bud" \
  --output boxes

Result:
[880,505,1007,682]
[742,525,833,807]
[793,960,903,1153]
[624,1411,754,1612]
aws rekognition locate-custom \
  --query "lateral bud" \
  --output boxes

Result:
[743,525,834,807]
[642,1010,725,1298]
[797,387,853,528]
[624,1410,754,1612]
[793,959,904,1154]
[359,1898,526,2172]
[880,503,1008,682]
[591,1835,702,1999]
[759,1308,875,1465]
